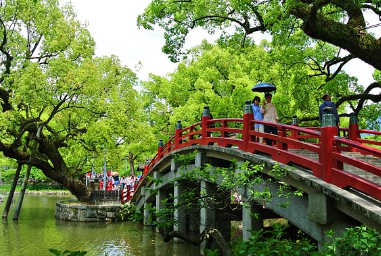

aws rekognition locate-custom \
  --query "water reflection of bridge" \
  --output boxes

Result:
[129,102,381,251]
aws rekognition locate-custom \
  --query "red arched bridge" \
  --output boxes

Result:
[124,102,381,249]
[135,106,381,201]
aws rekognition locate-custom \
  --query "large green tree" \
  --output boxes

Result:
[138,0,381,119]
[142,39,379,130]
[138,0,381,68]
[0,0,150,201]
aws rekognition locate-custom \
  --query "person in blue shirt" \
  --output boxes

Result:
[252,96,264,143]
[319,94,340,135]
[319,94,340,126]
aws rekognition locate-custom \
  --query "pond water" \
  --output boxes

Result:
[0,193,200,256]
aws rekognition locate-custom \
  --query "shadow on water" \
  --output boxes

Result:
[0,193,200,256]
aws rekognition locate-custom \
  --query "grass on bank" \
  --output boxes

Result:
[0,183,69,194]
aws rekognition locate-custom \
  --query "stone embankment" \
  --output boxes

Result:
[55,200,124,222]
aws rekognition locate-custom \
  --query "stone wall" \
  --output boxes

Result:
[55,201,124,222]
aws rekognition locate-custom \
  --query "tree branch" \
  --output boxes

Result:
[159,227,232,256]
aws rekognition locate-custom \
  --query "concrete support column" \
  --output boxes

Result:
[242,203,263,241]
[216,189,232,243]
[173,157,188,241]
[308,193,336,225]
[189,206,200,232]
[195,151,208,168]
[234,160,264,241]
[174,181,186,242]
[171,158,181,172]
[142,187,152,225]
[155,189,166,229]
[155,171,166,232]
[200,180,216,253]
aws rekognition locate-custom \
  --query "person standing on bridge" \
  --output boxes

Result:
[319,94,340,128]
[113,174,120,190]
[261,93,278,146]
[252,96,264,143]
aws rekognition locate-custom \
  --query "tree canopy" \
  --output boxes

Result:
[138,0,381,70]
[139,0,381,129]
[0,0,153,201]
[142,39,380,130]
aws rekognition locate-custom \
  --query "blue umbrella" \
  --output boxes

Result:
[251,82,276,93]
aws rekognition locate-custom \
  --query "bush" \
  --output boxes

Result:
[227,224,381,256]
[27,183,66,191]
[120,203,143,222]
[324,226,381,256]
[1,166,50,184]
[231,224,318,256]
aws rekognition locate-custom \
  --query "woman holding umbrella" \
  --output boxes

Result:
[261,93,278,146]
[251,82,278,146]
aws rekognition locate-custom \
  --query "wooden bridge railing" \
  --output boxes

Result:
[135,102,381,202]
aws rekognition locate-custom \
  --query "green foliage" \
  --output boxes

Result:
[138,0,381,71]
[139,0,381,133]
[0,184,16,193]
[1,166,48,183]
[0,0,157,200]
[1,168,17,182]
[26,182,66,191]
[204,248,220,256]
[229,224,381,256]
[324,226,381,256]
[0,183,66,193]
[120,203,143,222]
[142,40,375,132]
[363,135,381,150]
[48,249,87,256]
[231,224,318,256]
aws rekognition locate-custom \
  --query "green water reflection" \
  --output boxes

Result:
[0,194,199,256]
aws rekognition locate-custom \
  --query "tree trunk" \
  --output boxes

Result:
[2,162,22,219]
[2,133,32,219]
[13,158,34,220]
[13,127,40,220]
[45,170,91,202]
[159,227,232,256]
[129,152,135,176]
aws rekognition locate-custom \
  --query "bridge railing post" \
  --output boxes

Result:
[243,100,254,151]
[348,113,359,152]
[201,106,211,145]
[221,120,229,138]
[157,139,164,161]
[277,125,288,151]
[175,120,182,149]
[143,165,148,177]
[289,115,299,149]
[320,109,338,182]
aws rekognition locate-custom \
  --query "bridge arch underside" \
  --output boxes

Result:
[131,145,381,248]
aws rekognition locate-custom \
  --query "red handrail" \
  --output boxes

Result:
[135,116,381,202]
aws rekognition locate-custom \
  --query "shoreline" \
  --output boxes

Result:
[0,190,72,196]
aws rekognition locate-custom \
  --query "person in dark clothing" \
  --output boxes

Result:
[113,174,120,190]
[319,94,340,136]
[319,94,340,126]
